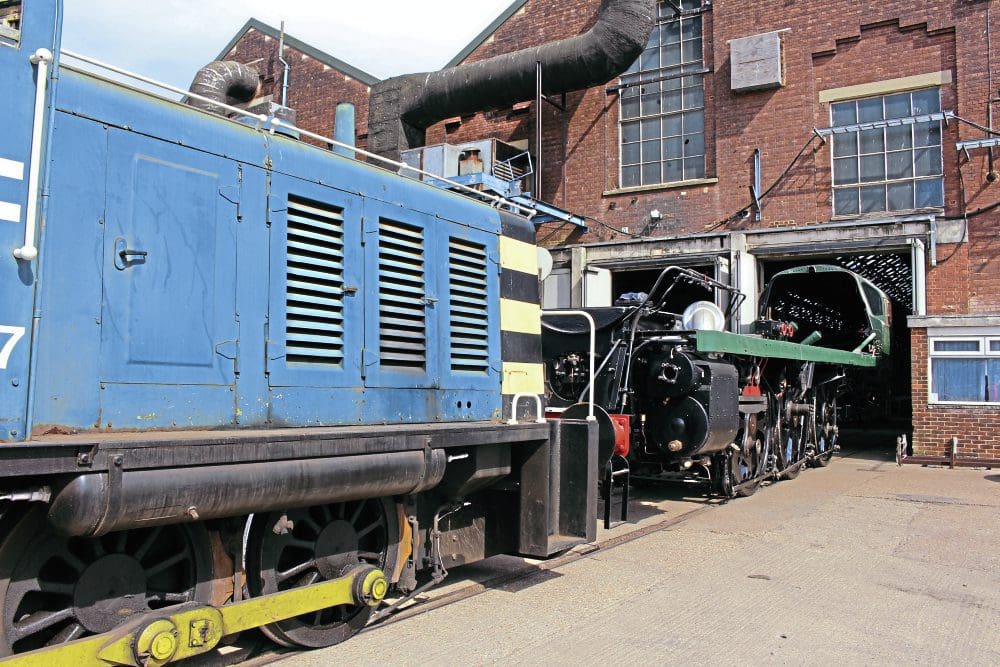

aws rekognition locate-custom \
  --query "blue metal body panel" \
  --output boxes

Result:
[8,40,505,437]
[0,2,61,440]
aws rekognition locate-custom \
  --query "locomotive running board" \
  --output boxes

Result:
[693,330,878,367]
[1,566,387,666]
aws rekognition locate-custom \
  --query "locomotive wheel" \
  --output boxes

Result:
[779,426,803,479]
[811,393,837,468]
[778,400,806,481]
[0,506,214,656]
[730,414,765,497]
[246,498,399,648]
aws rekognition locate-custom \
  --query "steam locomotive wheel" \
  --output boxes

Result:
[778,400,806,481]
[730,414,765,497]
[246,498,399,648]
[811,392,837,467]
[0,506,214,656]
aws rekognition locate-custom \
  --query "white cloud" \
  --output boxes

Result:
[62,0,515,88]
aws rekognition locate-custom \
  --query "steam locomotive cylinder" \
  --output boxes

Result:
[641,350,739,457]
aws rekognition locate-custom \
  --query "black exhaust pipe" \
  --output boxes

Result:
[368,0,656,159]
[48,450,446,537]
[186,60,260,115]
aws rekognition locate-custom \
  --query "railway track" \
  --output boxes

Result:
[200,500,718,666]
[200,446,869,666]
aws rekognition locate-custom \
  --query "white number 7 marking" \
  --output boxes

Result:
[0,326,26,370]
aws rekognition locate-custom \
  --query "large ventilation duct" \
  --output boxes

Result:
[368,0,656,160]
[186,61,260,115]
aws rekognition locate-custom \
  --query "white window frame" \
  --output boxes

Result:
[927,329,1000,405]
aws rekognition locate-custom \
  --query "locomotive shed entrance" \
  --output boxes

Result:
[758,251,914,435]
[546,218,941,441]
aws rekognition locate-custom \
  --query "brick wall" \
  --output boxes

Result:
[223,28,373,151]
[911,329,1000,458]
[432,0,1000,457]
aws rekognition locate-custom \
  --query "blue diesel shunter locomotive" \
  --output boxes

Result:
[0,1,596,658]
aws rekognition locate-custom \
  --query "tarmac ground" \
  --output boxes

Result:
[273,439,999,665]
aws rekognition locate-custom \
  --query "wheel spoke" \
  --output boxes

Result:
[276,559,317,584]
[295,571,321,588]
[144,550,189,578]
[134,526,164,562]
[38,579,75,597]
[299,516,322,536]
[46,622,85,646]
[348,500,366,526]
[11,607,74,641]
[287,538,316,551]
[355,517,383,541]
[61,551,88,575]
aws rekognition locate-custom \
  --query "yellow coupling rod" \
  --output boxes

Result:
[2,565,387,667]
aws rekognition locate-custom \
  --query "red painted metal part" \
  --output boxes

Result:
[608,414,630,458]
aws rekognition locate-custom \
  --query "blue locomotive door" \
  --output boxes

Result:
[362,200,439,390]
[99,131,239,429]
[265,175,364,424]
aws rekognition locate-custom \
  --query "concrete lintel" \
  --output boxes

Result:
[747,220,930,256]
[555,235,731,270]
[908,315,1000,329]
[819,71,952,104]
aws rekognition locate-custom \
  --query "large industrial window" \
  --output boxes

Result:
[619,0,706,188]
[0,0,21,47]
[830,89,945,216]
[928,334,1000,404]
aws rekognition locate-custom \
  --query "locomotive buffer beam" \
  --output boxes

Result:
[2,565,387,667]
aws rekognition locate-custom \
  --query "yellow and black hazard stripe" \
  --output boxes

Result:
[498,212,544,421]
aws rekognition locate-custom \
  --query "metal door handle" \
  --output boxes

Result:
[118,249,148,262]
[114,237,148,270]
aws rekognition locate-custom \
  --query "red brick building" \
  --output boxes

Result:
[216,19,379,150]
[220,1,1000,459]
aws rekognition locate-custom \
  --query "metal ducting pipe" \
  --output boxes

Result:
[47,450,447,537]
[187,60,260,115]
[368,0,656,159]
[334,102,357,158]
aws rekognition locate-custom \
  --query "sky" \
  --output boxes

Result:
[61,0,516,89]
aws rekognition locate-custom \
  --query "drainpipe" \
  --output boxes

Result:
[278,21,290,108]
[911,238,926,316]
